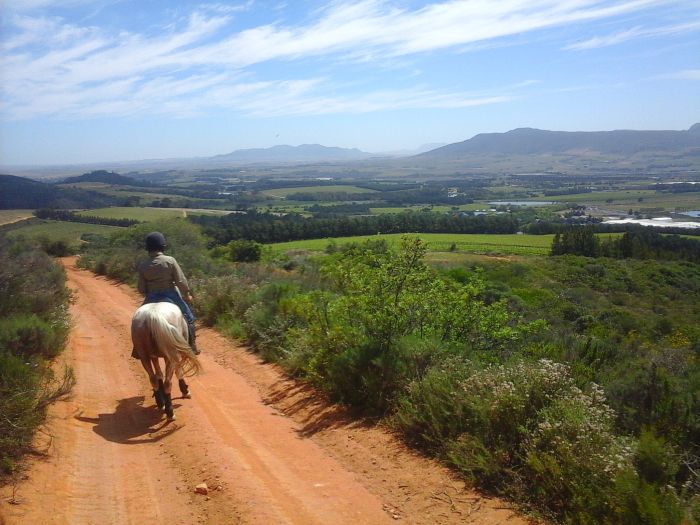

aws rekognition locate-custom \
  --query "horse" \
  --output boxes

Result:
[131,302,201,420]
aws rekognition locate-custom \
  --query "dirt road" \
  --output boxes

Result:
[1,258,531,525]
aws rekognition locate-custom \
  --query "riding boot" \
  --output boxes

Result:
[187,321,200,355]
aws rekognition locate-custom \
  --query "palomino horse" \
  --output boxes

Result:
[131,302,201,420]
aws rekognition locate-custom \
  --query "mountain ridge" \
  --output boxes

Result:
[419,124,700,158]
[214,143,373,163]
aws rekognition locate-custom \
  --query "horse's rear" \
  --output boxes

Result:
[131,302,201,419]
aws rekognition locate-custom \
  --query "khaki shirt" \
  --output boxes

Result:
[137,252,190,297]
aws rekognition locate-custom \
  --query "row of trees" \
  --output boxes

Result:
[191,210,520,245]
[551,228,700,262]
[34,208,139,227]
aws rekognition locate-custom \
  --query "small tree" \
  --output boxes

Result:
[227,239,262,262]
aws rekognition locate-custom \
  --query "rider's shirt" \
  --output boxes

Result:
[137,252,190,297]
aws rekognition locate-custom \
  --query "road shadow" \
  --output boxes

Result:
[264,380,376,438]
[74,396,181,444]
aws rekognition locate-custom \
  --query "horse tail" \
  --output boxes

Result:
[148,310,202,378]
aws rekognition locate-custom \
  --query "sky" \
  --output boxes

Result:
[0,0,699,166]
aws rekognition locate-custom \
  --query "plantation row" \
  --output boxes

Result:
[77,220,700,524]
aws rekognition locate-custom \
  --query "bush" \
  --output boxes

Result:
[227,239,262,262]
[215,314,247,340]
[392,357,691,523]
[192,275,256,326]
[0,238,73,478]
[0,315,67,359]
[0,355,74,475]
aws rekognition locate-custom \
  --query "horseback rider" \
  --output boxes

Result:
[135,231,199,355]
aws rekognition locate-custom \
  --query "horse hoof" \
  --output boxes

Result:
[167,414,176,421]
[183,393,192,399]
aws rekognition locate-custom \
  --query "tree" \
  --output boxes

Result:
[227,239,262,262]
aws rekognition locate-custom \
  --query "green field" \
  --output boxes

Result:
[261,185,378,198]
[5,220,121,244]
[269,233,556,256]
[76,207,233,221]
[59,183,229,206]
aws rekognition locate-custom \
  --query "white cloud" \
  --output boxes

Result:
[565,19,700,50]
[197,1,255,14]
[0,0,687,120]
[0,0,110,11]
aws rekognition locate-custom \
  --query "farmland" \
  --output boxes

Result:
[261,185,378,198]
[5,220,121,244]
[76,206,233,221]
[0,209,33,225]
[269,232,556,256]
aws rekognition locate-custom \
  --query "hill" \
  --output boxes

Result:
[0,174,117,209]
[213,144,373,163]
[420,124,700,158]
[61,170,152,186]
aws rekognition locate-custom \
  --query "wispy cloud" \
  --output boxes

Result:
[565,20,700,50]
[0,0,684,120]
[0,0,115,11]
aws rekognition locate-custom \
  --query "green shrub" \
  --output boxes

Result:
[37,237,76,257]
[392,357,691,522]
[194,275,256,326]
[0,239,73,478]
[0,244,70,320]
[227,239,262,262]
[0,353,41,473]
[215,314,247,340]
[634,431,679,485]
[0,315,68,359]
[0,355,74,475]
[608,469,684,525]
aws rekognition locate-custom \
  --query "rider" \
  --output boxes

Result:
[135,231,199,355]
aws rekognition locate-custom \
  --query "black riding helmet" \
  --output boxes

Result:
[145,231,167,252]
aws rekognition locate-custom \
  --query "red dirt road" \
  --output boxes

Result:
[1,258,532,525]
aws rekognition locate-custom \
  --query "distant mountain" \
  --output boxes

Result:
[214,144,373,163]
[379,143,449,157]
[419,124,700,158]
[0,174,116,209]
[62,170,152,186]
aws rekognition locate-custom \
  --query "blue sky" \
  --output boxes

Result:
[0,0,698,165]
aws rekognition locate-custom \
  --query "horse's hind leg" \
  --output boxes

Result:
[151,358,166,409]
[177,369,191,398]
[163,358,176,420]
[155,379,166,410]
[178,379,190,398]
[137,355,164,408]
